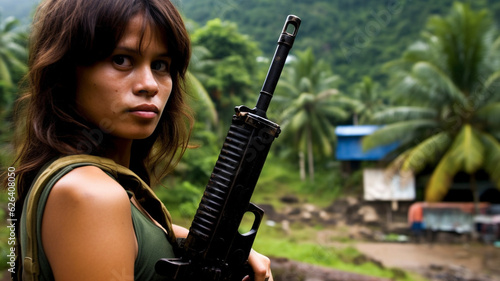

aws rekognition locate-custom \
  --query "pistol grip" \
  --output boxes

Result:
[229,203,264,281]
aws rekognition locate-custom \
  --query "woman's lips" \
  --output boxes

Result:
[129,104,159,119]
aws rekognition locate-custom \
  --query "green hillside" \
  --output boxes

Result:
[177,0,500,90]
[3,0,500,89]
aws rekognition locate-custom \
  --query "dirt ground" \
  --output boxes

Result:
[270,240,500,281]
[273,197,500,281]
[308,224,500,281]
[354,242,500,281]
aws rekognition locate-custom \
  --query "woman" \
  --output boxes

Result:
[9,0,272,280]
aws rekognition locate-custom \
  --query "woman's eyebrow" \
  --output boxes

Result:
[114,45,170,58]
[114,46,140,54]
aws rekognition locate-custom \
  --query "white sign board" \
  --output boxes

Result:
[363,168,415,201]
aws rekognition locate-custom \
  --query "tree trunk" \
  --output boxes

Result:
[307,126,314,182]
[471,173,480,215]
[299,151,306,181]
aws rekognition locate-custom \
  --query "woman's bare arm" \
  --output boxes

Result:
[42,166,137,281]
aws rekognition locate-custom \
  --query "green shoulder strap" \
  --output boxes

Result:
[22,154,177,281]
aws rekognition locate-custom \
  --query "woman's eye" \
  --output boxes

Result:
[112,55,132,67]
[151,60,169,72]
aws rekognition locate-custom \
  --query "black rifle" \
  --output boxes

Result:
[155,15,301,281]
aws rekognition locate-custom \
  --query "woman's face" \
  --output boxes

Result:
[75,14,172,142]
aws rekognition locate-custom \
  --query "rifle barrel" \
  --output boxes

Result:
[255,15,301,116]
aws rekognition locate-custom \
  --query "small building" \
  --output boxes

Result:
[335,125,398,161]
[335,125,415,205]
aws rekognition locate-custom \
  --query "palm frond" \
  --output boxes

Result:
[401,40,436,64]
[481,70,500,102]
[320,105,350,121]
[0,58,12,87]
[390,73,445,106]
[362,119,438,151]
[402,132,452,173]
[316,88,339,100]
[275,82,300,100]
[371,106,437,124]
[279,103,300,124]
[385,149,412,176]
[298,77,312,93]
[447,124,484,174]
[331,95,361,110]
[317,75,341,91]
[287,110,308,133]
[2,17,20,33]
[1,48,27,72]
[426,151,456,202]
[411,61,468,106]
[479,132,500,188]
[186,72,218,126]
[474,102,500,129]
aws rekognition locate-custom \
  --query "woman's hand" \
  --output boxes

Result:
[173,225,273,281]
[245,249,273,281]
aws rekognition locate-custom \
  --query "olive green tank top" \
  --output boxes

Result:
[20,159,176,281]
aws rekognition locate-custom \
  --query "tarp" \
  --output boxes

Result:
[409,202,491,233]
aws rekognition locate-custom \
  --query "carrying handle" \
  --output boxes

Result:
[281,15,301,41]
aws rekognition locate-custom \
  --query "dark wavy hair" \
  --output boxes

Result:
[11,0,193,203]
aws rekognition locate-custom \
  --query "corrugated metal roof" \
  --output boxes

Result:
[335,125,381,136]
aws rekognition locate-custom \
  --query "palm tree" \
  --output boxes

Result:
[186,45,218,128]
[276,48,347,182]
[363,3,500,210]
[0,16,27,88]
[181,18,218,128]
[351,76,387,125]
[0,16,28,166]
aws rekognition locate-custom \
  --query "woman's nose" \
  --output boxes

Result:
[133,66,159,96]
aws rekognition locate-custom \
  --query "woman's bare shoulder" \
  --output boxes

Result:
[50,165,129,206]
[43,165,133,233]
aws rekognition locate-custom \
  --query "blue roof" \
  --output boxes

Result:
[335,125,398,161]
[335,125,381,136]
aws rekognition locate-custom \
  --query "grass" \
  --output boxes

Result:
[251,158,345,209]
[248,221,428,281]
[164,157,430,281]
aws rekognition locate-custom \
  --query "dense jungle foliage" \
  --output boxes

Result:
[1,0,500,212]
[1,0,500,217]
[177,0,500,90]
[1,1,500,279]
[4,0,500,89]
